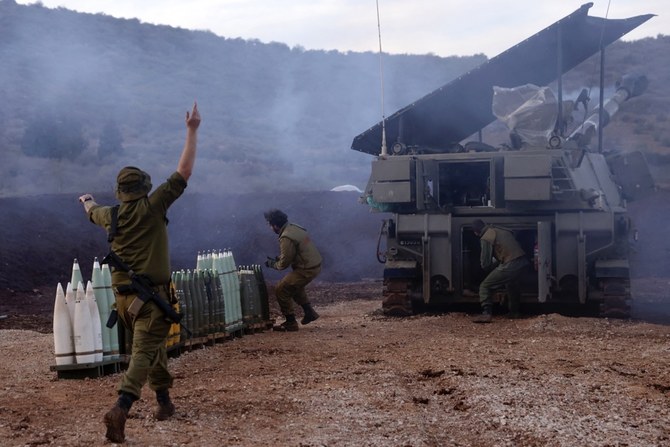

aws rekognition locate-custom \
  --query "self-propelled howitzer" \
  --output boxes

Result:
[353,3,655,317]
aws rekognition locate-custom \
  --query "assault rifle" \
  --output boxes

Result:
[102,250,192,336]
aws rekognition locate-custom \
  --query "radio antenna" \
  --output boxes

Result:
[596,0,612,153]
[376,0,388,157]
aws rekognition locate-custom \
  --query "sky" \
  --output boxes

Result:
[14,0,667,58]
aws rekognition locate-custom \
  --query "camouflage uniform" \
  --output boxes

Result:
[271,223,322,316]
[478,225,529,313]
[88,170,186,399]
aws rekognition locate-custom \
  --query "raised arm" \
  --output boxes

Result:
[177,102,201,181]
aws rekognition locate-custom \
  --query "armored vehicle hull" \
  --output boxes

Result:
[353,4,656,317]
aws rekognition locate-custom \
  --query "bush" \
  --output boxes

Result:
[21,113,87,160]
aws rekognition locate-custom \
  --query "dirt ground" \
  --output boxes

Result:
[1,191,670,446]
[0,281,669,447]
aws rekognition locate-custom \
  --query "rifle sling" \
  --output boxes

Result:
[108,205,119,243]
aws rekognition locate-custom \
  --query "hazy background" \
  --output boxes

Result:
[0,1,486,196]
[13,0,669,57]
[1,0,669,198]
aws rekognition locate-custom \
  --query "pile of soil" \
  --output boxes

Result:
[1,283,669,446]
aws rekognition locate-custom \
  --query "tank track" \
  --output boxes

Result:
[381,278,413,316]
[599,278,631,319]
[382,277,631,318]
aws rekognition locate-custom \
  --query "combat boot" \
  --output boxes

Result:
[273,315,299,332]
[155,389,176,421]
[104,392,135,443]
[301,303,320,325]
[472,306,493,324]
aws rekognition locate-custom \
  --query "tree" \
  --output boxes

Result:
[21,113,87,160]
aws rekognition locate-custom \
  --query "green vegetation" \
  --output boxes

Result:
[21,112,87,160]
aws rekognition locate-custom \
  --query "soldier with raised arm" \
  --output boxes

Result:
[79,103,201,443]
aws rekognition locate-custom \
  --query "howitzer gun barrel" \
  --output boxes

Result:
[569,73,648,148]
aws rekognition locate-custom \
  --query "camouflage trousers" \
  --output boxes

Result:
[478,257,529,311]
[115,286,173,399]
[275,266,321,316]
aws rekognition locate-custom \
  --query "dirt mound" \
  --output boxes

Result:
[2,188,670,327]
[0,190,383,293]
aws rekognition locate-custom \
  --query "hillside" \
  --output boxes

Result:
[0,0,483,195]
[0,0,669,195]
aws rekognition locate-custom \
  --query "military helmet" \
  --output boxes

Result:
[115,166,152,202]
